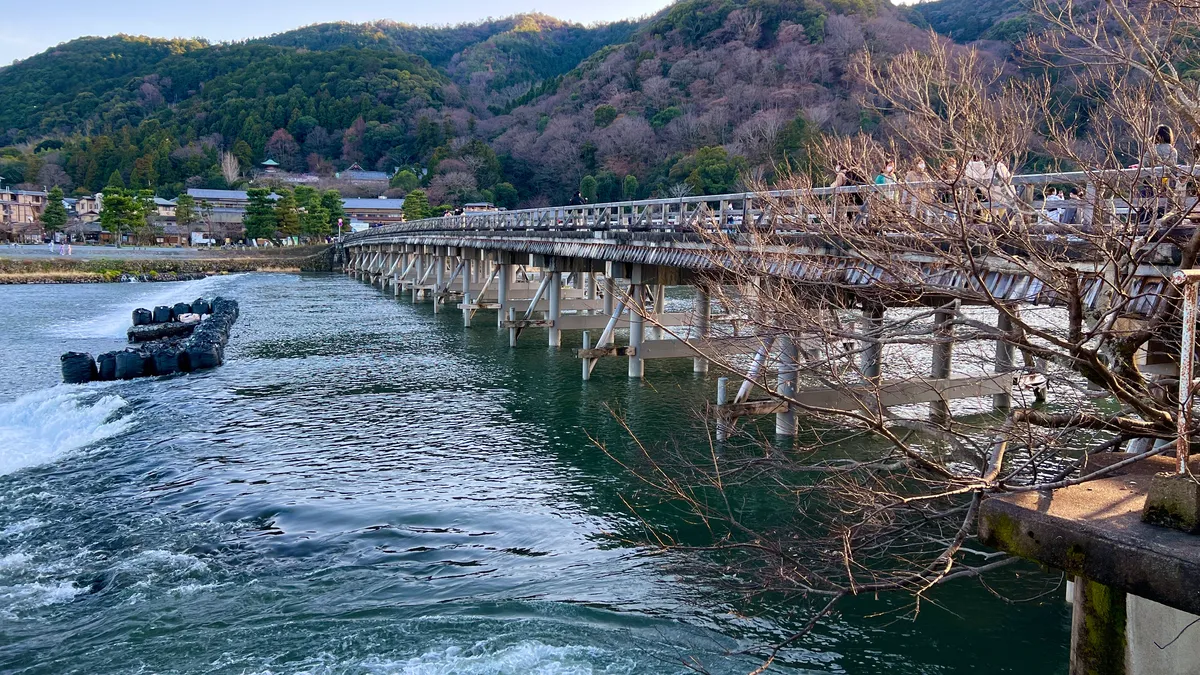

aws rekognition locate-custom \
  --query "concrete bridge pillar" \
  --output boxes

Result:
[629,284,645,378]
[694,289,710,374]
[434,256,445,313]
[776,336,798,437]
[463,257,473,327]
[994,309,1016,411]
[861,303,884,383]
[548,271,562,347]
[497,263,511,328]
[930,306,954,424]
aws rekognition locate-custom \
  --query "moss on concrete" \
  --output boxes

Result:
[1072,579,1127,675]
[1142,472,1200,533]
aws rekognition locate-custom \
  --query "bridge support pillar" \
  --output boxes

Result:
[602,277,615,317]
[497,263,511,328]
[694,288,710,374]
[776,336,798,437]
[413,255,425,302]
[994,309,1016,411]
[629,284,645,378]
[548,271,562,347]
[434,256,445,313]
[930,306,954,424]
[462,257,473,328]
[861,303,884,383]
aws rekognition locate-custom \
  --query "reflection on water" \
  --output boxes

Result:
[0,273,1068,673]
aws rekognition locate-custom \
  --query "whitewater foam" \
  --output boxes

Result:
[52,273,235,339]
[373,640,629,675]
[0,387,134,477]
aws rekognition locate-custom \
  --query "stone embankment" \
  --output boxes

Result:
[61,297,239,383]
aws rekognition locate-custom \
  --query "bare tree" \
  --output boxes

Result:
[220,151,240,186]
[604,26,1200,671]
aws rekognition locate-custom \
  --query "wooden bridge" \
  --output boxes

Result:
[338,169,1190,437]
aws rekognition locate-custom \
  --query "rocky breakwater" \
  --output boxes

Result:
[60,297,240,383]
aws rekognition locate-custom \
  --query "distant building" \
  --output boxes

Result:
[185,189,279,210]
[1,187,47,241]
[153,197,176,218]
[75,194,102,221]
[336,163,391,189]
[463,202,498,213]
[341,197,406,227]
[261,159,281,174]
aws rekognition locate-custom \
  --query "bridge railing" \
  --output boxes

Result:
[344,166,1198,243]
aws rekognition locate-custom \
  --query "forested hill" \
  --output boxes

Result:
[0,0,943,208]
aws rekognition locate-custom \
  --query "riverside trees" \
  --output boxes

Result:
[606,5,1200,669]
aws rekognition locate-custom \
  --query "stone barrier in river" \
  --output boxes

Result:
[60,296,239,384]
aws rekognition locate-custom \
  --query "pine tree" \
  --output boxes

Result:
[41,187,68,232]
[319,189,345,233]
[403,189,430,221]
[106,170,125,189]
[275,190,300,237]
[243,188,277,241]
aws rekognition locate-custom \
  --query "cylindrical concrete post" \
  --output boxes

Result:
[585,273,596,301]
[930,307,954,423]
[497,263,511,328]
[861,304,884,383]
[994,309,1016,410]
[462,258,472,327]
[548,271,562,347]
[694,288,711,374]
[582,331,592,381]
[716,376,730,441]
[776,336,798,437]
[508,307,518,347]
[603,277,615,317]
[434,257,445,313]
[628,284,645,378]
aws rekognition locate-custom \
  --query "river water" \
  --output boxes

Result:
[0,273,1070,674]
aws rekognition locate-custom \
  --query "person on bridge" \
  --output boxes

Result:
[830,164,869,225]
[903,158,933,218]
[569,191,587,206]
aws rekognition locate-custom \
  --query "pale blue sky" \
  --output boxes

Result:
[0,0,679,66]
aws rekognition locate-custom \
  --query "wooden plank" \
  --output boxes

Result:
[638,336,765,360]
[722,374,1012,417]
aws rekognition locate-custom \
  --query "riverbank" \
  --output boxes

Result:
[0,245,333,284]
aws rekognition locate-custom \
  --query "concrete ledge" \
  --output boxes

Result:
[979,454,1200,616]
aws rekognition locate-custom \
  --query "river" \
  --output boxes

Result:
[0,273,1069,673]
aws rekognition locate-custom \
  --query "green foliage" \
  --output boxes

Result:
[493,182,519,209]
[915,0,1025,42]
[773,115,819,176]
[403,189,430,221]
[293,185,317,210]
[301,205,330,238]
[580,175,598,202]
[319,189,345,230]
[622,174,639,200]
[99,187,139,242]
[275,189,300,237]
[243,188,277,240]
[593,104,618,128]
[175,194,197,227]
[106,169,125,189]
[390,169,420,193]
[669,146,747,195]
[650,106,683,129]
[41,187,67,231]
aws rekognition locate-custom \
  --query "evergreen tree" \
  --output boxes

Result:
[41,187,68,232]
[622,174,639,201]
[99,188,137,247]
[275,190,300,237]
[175,194,197,244]
[403,189,430,221]
[301,205,330,239]
[580,175,598,203]
[106,169,125,189]
[243,188,277,240]
[293,185,317,210]
[493,182,519,210]
[319,189,345,233]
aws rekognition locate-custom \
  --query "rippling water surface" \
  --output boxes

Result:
[0,273,1069,673]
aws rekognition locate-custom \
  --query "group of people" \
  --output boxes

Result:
[46,238,73,256]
